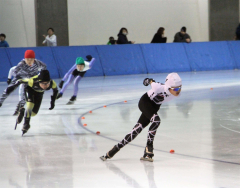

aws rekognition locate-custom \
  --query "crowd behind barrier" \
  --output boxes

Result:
[0,41,240,81]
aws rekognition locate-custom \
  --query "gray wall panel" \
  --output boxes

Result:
[209,0,239,41]
[35,0,69,46]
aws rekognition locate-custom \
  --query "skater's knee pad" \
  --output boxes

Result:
[150,114,161,124]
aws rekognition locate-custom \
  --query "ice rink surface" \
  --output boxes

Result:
[0,70,240,188]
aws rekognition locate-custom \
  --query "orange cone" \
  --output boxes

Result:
[96,131,100,135]
[83,124,87,126]
[170,149,175,153]
[81,117,85,119]
[124,101,127,103]
[89,111,92,113]
[103,105,107,108]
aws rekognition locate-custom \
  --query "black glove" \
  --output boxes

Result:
[49,96,55,110]
[143,78,155,86]
[7,79,11,85]
[59,80,64,88]
[0,103,2,107]
[56,93,62,99]
[86,55,92,61]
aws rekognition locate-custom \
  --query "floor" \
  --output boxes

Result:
[0,70,240,188]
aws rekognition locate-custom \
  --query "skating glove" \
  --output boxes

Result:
[86,55,92,61]
[59,80,64,88]
[7,78,11,85]
[49,96,55,110]
[143,78,155,86]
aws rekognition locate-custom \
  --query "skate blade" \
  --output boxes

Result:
[22,130,27,136]
[66,102,74,105]
[14,122,17,130]
[140,157,153,162]
[100,156,107,161]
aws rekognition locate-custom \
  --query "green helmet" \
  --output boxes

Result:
[76,57,85,65]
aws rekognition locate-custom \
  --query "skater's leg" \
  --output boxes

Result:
[22,87,43,135]
[100,113,150,161]
[0,78,20,106]
[117,113,150,149]
[73,76,81,97]
[147,114,161,146]
[60,75,74,94]
[13,84,26,115]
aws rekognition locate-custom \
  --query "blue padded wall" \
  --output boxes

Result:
[51,46,103,78]
[96,45,147,76]
[227,41,240,69]
[6,47,60,78]
[0,49,12,81]
[184,41,236,71]
[1,41,240,82]
[140,43,191,73]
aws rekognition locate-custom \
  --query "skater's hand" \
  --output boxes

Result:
[49,96,55,110]
[0,103,2,107]
[59,80,64,88]
[7,78,11,85]
[143,78,155,86]
[86,55,92,61]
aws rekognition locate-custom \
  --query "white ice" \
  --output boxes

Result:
[0,70,240,188]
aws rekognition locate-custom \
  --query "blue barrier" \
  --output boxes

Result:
[227,41,240,69]
[96,45,147,76]
[140,43,191,73]
[184,41,236,71]
[0,41,240,82]
[0,49,12,81]
[6,47,60,79]
[51,46,104,78]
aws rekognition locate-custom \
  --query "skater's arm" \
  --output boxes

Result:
[88,58,95,69]
[8,66,16,79]
[45,35,57,44]
[62,64,76,81]
[51,80,59,100]
[49,80,58,110]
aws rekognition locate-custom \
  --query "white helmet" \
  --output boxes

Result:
[165,73,182,88]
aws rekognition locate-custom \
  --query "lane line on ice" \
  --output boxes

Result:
[78,100,240,166]
[220,124,240,134]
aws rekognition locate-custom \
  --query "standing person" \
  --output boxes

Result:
[173,27,191,43]
[0,33,9,47]
[117,28,135,44]
[42,28,57,46]
[57,55,95,105]
[14,70,58,136]
[151,27,167,43]
[7,66,24,115]
[100,73,182,162]
[0,50,47,113]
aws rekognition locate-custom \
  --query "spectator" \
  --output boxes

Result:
[117,28,135,44]
[151,27,167,43]
[107,37,117,45]
[0,33,9,47]
[173,27,191,43]
[42,28,57,46]
[235,23,240,40]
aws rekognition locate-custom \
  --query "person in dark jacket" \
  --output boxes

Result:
[117,28,135,44]
[151,27,167,43]
[173,27,191,43]
[235,23,240,40]
[0,33,9,47]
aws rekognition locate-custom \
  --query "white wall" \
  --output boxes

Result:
[0,0,208,47]
[68,0,209,46]
[0,0,36,47]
